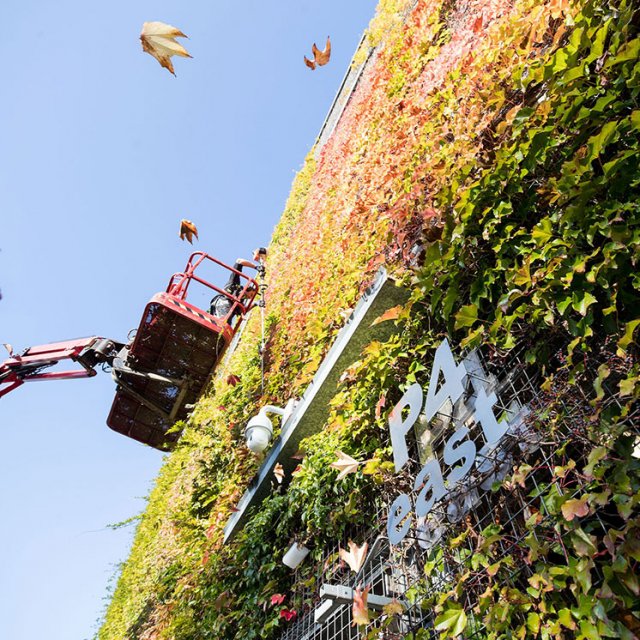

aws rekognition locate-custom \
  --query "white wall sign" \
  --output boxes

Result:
[387,339,521,545]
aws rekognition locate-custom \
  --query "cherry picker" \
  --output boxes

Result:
[0,252,259,451]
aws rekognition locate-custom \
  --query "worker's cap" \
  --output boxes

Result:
[253,247,267,260]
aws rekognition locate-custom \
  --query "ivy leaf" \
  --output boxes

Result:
[270,593,285,606]
[532,219,553,245]
[273,463,285,484]
[527,612,541,634]
[619,376,639,397]
[352,584,370,626]
[330,451,363,480]
[570,528,597,557]
[339,540,368,573]
[371,304,404,326]
[382,598,404,616]
[557,608,576,630]
[617,319,640,354]
[572,291,597,316]
[375,393,387,419]
[279,608,297,621]
[454,304,478,330]
[434,606,468,638]
[583,446,607,479]
[561,496,590,521]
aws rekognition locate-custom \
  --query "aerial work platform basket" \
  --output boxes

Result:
[107,252,259,450]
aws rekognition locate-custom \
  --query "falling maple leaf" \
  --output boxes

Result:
[140,21,192,76]
[352,584,370,626]
[304,36,331,70]
[179,219,198,243]
[339,540,368,573]
[273,463,285,484]
[330,450,362,480]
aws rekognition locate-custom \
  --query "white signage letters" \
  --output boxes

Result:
[387,339,514,545]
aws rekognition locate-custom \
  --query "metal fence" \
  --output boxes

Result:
[277,342,639,640]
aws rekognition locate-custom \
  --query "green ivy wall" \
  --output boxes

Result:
[99,1,640,638]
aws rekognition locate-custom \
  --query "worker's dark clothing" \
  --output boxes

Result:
[209,262,244,322]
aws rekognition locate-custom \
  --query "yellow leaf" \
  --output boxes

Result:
[382,598,404,616]
[141,21,192,76]
[561,496,590,521]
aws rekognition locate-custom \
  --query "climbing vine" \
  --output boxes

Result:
[98,1,640,638]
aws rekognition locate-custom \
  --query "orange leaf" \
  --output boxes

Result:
[352,584,370,626]
[371,305,403,326]
[179,219,199,243]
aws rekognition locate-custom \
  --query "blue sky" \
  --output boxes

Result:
[0,2,376,638]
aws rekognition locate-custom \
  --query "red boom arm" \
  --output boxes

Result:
[0,337,123,398]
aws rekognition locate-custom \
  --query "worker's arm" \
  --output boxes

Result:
[235,258,257,270]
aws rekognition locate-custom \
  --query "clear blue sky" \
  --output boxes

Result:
[0,2,375,638]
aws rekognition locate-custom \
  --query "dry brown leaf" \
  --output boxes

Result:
[313,37,331,66]
[179,219,199,243]
[140,21,192,76]
[273,463,285,484]
[304,36,331,70]
[352,584,370,626]
[330,450,362,480]
[339,540,368,573]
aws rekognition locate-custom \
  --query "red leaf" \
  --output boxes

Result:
[226,374,241,386]
[271,593,285,606]
[280,608,297,621]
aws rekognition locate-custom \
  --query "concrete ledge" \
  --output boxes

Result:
[224,268,408,543]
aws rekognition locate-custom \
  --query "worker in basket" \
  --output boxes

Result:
[209,247,267,324]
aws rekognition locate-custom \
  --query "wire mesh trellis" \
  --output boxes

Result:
[277,341,639,640]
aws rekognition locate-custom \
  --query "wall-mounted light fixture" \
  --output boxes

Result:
[282,541,310,569]
[244,399,297,453]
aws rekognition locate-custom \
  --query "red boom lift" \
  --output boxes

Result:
[0,252,260,451]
